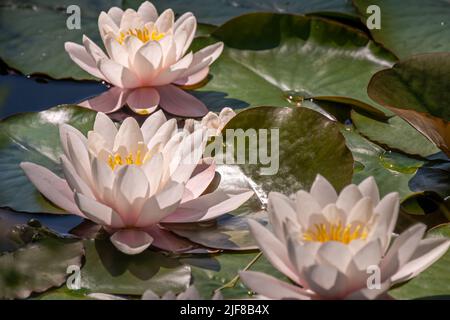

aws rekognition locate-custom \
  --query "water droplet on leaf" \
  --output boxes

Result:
[379,151,421,174]
[353,161,365,173]
[283,90,309,107]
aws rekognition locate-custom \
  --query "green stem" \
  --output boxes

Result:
[214,252,263,293]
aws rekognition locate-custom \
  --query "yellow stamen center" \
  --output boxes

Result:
[303,222,368,244]
[116,27,165,44]
[108,149,144,170]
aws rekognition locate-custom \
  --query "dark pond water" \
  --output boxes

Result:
[0,73,107,119]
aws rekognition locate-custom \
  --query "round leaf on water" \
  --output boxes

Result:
[0,105,96,213]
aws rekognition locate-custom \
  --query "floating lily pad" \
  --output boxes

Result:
[193,13,395,110]
[389,223,450,299]
[0,105,96,213]
[367,53,450,156]
[341,127,424,200]
[184,251,286,299]
[222,106,354,196]
[36,287,93,300]
[0,208,81,253]
[0,238,84,299]
[124,0,359,26]
[353,0,450,59]
[79,239,191,296]
[0,0,121,80]
[351,111,440,157]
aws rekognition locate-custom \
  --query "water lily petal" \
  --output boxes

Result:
[348,197,373,224]
[294,190,321,227]
[113,117,144,154]
[132,41,162,83]
[303,264,348,299]
[79,87,129,114]
[336,184,363,213]
[64,42,105,80]
[310,174,338,208]
[135,181,184,226]
[106,7,124,26]
[93,112,118,150]
[174,67,209,86]
[246,219,300,283]
[60,155,95,198]
[174,15,196,57]
[145,225,194,252]
[82,35,108,63]
[126,87,160,114]
[104,35,129,67]
[137,1,158,23]
[179,42,223,79]
[358,176,380,204]
[98,11,120,42]
[380,224,426,280]
[146,118,177,151]
[66,131,92,184]
[155,9,174,33]
[162,189,254,223]
[20,162,83,216]
[59,123,87,160]
[75,192,124,228]
[391,237,450,284]
[139,112,166,145]
[110,229,153,255]
[183,158,216,202]
[157,85,208,117]
[98,58,140,89]
[268,192,297,240]
[240,271,312,300]
[151,52,193,86]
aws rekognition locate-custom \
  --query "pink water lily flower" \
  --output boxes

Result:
[65,1,223,116]
[240,175,450,300]
[20,111,253,255]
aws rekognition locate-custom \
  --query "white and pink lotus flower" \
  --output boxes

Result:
[240,175,450,300]
[65,1,223,116]
[20,111,253,255]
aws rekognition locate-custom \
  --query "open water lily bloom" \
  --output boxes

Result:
[65,1,223,116]
[20,111,253,255]
[240,175,450,300]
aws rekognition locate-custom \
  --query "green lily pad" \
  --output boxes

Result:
[0,105,96,213]
[79,239,191,296]
[0,0,214,79]
[353,0,450,59]
[367,53,450,156]
[36,287,93,300]
[341,126,424,200]
[0,0,121,80]
[124,0,359,26]
[184,251,286,299]
[0,208,81,253]
[0,238,84,299]
[389,223,450,299]
[368,53,450,121]
[222,106,354,196]
[193,13,396,110]
[351,111,440,157]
